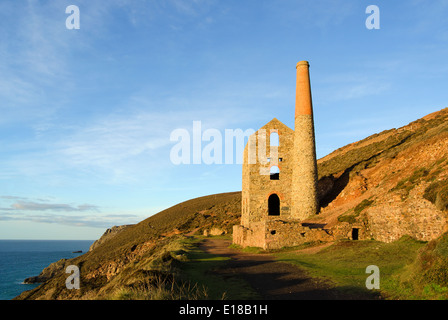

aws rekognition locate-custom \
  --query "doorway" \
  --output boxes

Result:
[352,228,359,240]
[268,194,280,216]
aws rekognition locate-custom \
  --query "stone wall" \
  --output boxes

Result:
[236,115,322,249]
[233,223,266,248]
[241,118,295,226]
[234,220,334,250]
[234,62,320,250]
[366,194,447,243]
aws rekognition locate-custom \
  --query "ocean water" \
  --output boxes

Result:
[0,240,94,300]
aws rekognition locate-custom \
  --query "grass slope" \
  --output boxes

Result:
[318,107,448,179]
[15,107,448,300]
[396,232,448,299]
[274,236,426,299]
[15,192,241,300]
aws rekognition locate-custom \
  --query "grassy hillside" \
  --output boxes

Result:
[15,107,448,300]
[311,107,448,244]
[15,192,241,300]
[84,191,240,264]
[317,107,448,180]
[274,236,426,299]
[393,232,448,299]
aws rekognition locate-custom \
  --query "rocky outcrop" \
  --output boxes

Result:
[203,227,226,236]
[89,225,133,252]
[309,108,448,242]
[14,108,448,300]
[14,192,241,300]
[21,225,133,284]
[23,258,68,284]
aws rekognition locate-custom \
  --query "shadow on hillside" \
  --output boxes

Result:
[319,169,351,208]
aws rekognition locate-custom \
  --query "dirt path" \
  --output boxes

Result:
[198,238,367,300]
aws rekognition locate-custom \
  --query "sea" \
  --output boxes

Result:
[0,240,94,300]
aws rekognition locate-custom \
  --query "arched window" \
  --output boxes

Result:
[270,166,279,180]
[270,132,279,146]
[268,194,280,216]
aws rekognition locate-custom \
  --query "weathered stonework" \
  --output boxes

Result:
[233,66,448,249]
[233,220,334,250]
[234,61,321,249]
[366,192,447,243]
[241,119,295,226]
[291,115,319,220]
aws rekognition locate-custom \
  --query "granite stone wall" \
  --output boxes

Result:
[233,220,334,250]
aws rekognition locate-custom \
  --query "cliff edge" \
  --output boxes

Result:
[14,107,448,300]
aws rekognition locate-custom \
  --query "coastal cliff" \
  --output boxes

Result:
[14,107,448,300]
[89,225,133,252]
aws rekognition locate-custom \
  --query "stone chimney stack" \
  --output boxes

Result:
[291,61,319,220]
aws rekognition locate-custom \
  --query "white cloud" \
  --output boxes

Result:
[50,80,266,178]
[0,211,139,229]
[0,195,144,228]
[11,201,100,212]
[0,2,74,127]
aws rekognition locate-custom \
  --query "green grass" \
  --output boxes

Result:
[94,235,258,300]
[177,236,260,300]
[108,274,209,300]
[338,198,374,224]
[391,167,430,200]
[84,192,241,268]
[228,243,265,254]
[274,236,426,299]
[19,108,448,300]
[396,232,448,299]
[423,178,448,211]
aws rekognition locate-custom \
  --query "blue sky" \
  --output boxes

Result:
[0,0,447,240]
